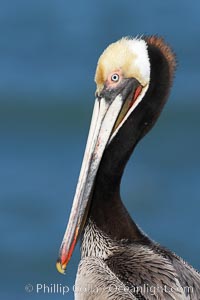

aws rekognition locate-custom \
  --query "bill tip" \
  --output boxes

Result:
[56,259,66,275]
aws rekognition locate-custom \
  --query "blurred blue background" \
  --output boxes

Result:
[1,0,200,299]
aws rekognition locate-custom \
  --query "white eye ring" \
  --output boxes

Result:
[111,73,120,82]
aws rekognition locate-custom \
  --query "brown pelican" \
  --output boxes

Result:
[56,36,200,299]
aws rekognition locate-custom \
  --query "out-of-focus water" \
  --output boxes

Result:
[0,1,200,299]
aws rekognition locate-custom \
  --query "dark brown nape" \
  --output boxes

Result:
[145,35,176,85]
[89,36,176,242]
[138,35,176,139]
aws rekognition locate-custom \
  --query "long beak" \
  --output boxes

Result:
[56,78,143,274]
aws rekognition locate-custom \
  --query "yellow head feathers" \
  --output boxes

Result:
[95,37,150,93]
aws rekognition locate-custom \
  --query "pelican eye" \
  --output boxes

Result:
[111,73,120,82]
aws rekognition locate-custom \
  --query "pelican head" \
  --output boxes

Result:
[56,36,176,274]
